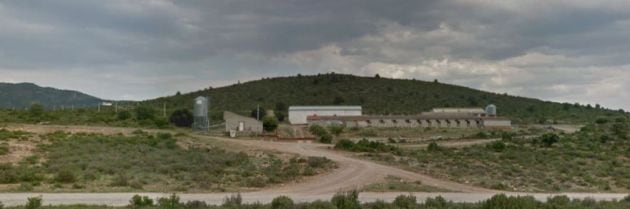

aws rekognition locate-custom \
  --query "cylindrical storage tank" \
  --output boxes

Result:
[486,104,497,116]
[193,96,210,131]
[194,97,209,117]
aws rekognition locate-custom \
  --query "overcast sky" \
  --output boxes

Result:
[1,1,629,110]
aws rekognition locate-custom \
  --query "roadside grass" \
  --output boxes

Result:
[0,131,335,192]
[4,192,630,209]
[358,119,630,192]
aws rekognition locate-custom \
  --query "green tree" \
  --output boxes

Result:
[271,196,294,209]
[169,109,194,127]
[263,116,279,132]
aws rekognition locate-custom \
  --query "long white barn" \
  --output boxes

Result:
[288,106,362,124]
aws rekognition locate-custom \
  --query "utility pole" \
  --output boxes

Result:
[257,104,260,120]
[97,103,101,112]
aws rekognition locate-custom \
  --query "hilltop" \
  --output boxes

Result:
[0,82,102,108]
[147,73,624,123]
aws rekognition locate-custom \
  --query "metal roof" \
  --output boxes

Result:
[289,106,362,111]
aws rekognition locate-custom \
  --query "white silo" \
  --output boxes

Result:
[486,104,497,116]
[193,96,210,131]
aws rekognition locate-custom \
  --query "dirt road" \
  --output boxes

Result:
[1,124,627,206]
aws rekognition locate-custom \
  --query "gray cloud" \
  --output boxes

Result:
[0,0,629,110]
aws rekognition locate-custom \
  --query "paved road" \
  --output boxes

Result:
[1,192,628,206]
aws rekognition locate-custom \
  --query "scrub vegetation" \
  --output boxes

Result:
[0,131,335,192]
[357,115,630,192]
[4,192,630,209]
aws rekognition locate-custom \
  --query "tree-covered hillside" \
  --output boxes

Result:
[0,83,102,108]
[147,73,626,124]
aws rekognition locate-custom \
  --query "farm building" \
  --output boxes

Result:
[307,105,511,129]
[288,106,362,124]
[432,108,486,114]
[224,111,263,136]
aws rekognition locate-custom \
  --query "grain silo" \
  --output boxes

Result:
[193,96,210,131]
[485,104,497,116]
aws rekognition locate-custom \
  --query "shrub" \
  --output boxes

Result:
[169,109,194,127]
[54,169,76,183]
[331,191,361,209]
[271,196,294,209]
[309,125,328,136]
[487,141,507,152]
[158,194,182,209]
[154,118,171,129]
[393,194,416,209]
[223,193,242,209]
[540,133,559,147]
[135,106,156,121]
[263,116,279,132]
[130,195,154,208]
[305,200,336,209]
[25,196,42,209]
[29,104,45,119]
[319,133,333,144]
[427,142,441,152]
[328,125,344,136]
[117,110,132,120]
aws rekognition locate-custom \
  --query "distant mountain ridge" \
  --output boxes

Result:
[0,82,102,108]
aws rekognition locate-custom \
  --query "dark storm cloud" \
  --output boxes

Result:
[0,0,629,109]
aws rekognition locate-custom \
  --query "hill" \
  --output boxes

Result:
[0,82,102,108]
[147,73,625,124]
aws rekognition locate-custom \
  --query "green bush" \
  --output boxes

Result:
[129,195,154,208]
[334,139,399,153]
[134,106,156,121]
[169,109,194,127]
[117,110,132,120]
[54,169,76,183]
[331,191,361,209]
[157,194,182,209]
[271,196,294,209]
[328,125,344,136]
[427,142,441,152]
[487,141,507,152]
[263,116,279,132]
[540,133,559,147]
[393,194,416,209]
[25,196,42,209]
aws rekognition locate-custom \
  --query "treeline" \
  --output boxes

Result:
[4,192,630,209]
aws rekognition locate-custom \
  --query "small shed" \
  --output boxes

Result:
[224,111,263,136]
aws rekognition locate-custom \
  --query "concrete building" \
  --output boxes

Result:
[288,106,362,124]
[224,111,263,136]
